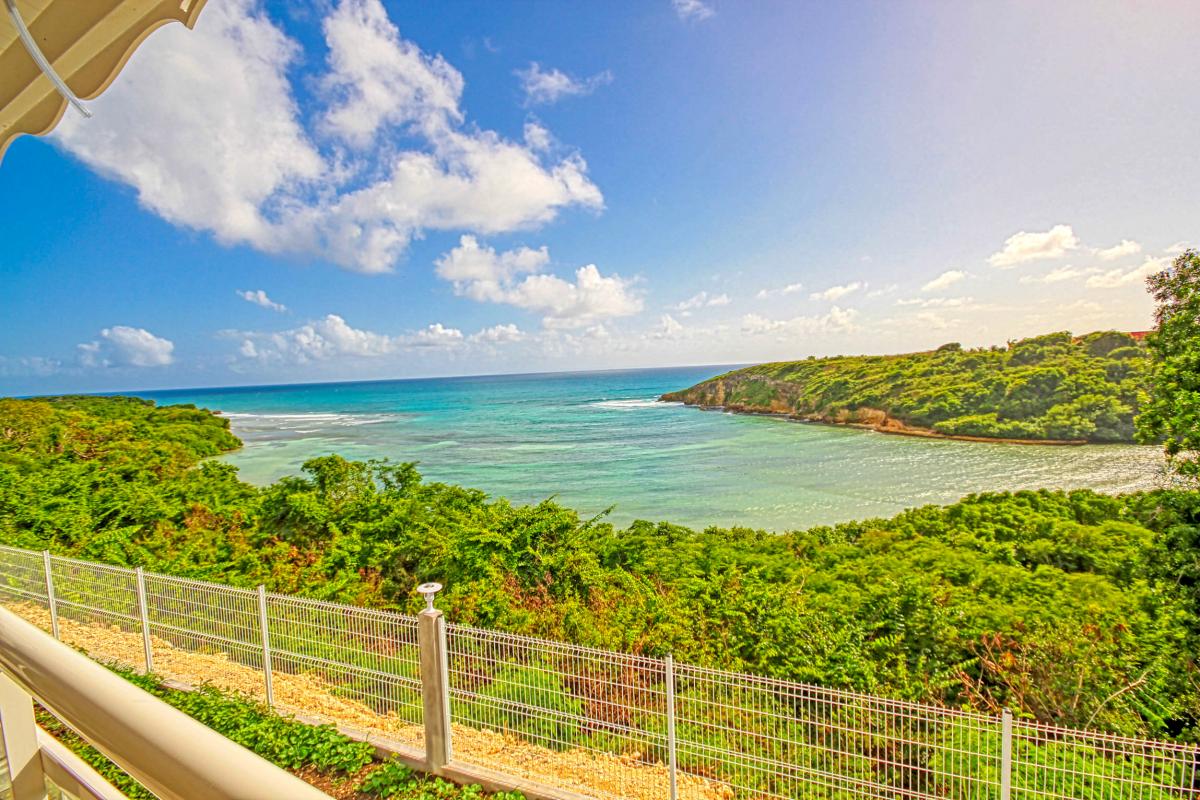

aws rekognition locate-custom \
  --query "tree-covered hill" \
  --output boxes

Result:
[2,394,1199,739]
[661,330,1149,443]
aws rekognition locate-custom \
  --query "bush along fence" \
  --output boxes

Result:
[0,543,1197,800]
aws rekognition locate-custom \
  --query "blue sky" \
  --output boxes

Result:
[1,0,1197,393]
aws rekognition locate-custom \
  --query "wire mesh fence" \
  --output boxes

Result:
[0,545,48,609]
[445,622,673,799]
[673,663,1005,800]
[1,543,1199,800]
[1011,721,1200,800]
[265,592,423,740]
[143,572,267,700]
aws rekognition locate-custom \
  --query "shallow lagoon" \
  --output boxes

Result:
[142,366,1164,531]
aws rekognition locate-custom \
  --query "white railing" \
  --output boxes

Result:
[0,542,1197,800]
[0,604,332,800]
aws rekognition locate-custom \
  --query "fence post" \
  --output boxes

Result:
[257,585,274,708]
[41,550,59,641]
[1000,708,1013,800]
[417,583,452,771]
[135,567,154,674]
[665,654,678,800]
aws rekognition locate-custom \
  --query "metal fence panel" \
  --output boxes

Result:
[1,545,1200,800]
[674,663,1002,800]
[265,592,424,746]
[0,545,48,613]
[48,555,145,672]
[142,573,268,701]
[444,622,677,800]
[1012,721,1200,800]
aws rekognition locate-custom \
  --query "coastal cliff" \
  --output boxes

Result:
[662,330,1149,444]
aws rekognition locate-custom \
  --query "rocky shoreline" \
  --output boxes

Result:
[660,396,1091,446]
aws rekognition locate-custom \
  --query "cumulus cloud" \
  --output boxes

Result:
[1086,256,1168,289]
[988,224,1079,267]
[230,313,470,364]
[921,270,966,293]
[1017,265,1095,285]
[411,322,464,347]
[434,235,549,300]
[53,0,602,275]
[237,289,287,312]
[672,291,730,311]
[319,0,463,147]
[78,326,174,368]
[1166,241,1191,254]
[741,306,858,338]
[1095,239,1141,261]
[469,324,525,344]
[811,282,864,302]
[896,296,973,308]
[435,236,641,328]
[755,282,803,299]
[516,62,612,106]
[673,0,715,21]
[651,314,685,340]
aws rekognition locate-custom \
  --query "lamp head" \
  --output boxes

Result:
[416,582,443,611]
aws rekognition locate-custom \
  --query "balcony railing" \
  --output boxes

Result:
[0,604,332,800]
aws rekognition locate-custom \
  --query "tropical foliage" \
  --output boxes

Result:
[1138,249,1200,477]
[662,330,1149,442]
[2,394,1199,743]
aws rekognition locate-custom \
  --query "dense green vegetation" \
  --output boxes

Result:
[662,329,1149,442]
[3,394,1200,744]
[37,667,522,799]
[1139,250,1200,476]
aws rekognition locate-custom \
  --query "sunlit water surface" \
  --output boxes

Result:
[141,366,1164,531]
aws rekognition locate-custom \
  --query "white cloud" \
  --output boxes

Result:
[469,323,525,344]
[510,266,643,329]
[319,0,463,147]
[435,236,641,328]
[673,0,715,21]
[672,291,730,311]
[411,322,464,347]
[1166,241,1191,254]
[988,224,1079,267]
[1086,256,1168,289]
[651,314,686,340]
[53,0,602,275]
[896,296,973,308]
[435,235,549,300]
[230,313,471,364]
[523,121,552,152]
[516,62,612,106]
[0,356,62,378]
[755,282,803,299]
[1018,265,1096,285]
[741,306,858,338]
[78,326,175,368]
[1095,239,1141,261]
[909,311,955,331]
[811,282,864,302]
[921,270,966,292]
[237,289,287,312]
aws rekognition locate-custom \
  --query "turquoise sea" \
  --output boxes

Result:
[141,366,1164,532]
